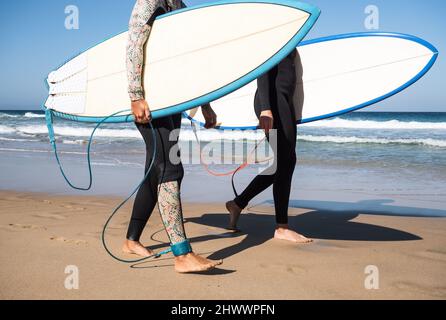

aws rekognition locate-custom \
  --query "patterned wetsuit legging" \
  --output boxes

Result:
[126,113,187,244]
[234,51,298,224]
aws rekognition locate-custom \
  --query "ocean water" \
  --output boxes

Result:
[0,110,445,216]
[1,110,445,166]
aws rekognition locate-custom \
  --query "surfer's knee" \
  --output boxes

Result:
[278,153,296,177]
[277,149,296,168]
[158,163,184,184]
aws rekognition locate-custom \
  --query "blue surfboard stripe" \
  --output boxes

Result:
[186,32,439,131]
[42,0,320,124]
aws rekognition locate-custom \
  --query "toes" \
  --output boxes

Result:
[300,236,313,243]
[206,259,223,266]
[203,263,217,272]
[124,247,154,257]
[177,264,216,274]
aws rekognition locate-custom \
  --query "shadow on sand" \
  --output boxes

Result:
[131,198,442,270]
[181,197,442,261]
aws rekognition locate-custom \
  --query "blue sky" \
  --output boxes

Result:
[0,0,444,111]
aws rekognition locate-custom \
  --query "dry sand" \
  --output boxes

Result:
[0,191,445,300]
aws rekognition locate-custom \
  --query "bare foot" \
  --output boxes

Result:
[226,200,242,231]
[274,226,313,244]
[175,253,223,273]
[122,240,154,257]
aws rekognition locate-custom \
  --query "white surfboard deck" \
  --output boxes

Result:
[186,33,438,129]
[44,0,320,122]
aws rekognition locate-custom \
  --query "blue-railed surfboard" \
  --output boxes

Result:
[43,0,320,123]
[187,32,438,130]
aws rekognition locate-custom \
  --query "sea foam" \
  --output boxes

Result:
[303,118,446,130]
[298,135,446,148]
[24,112,45,118]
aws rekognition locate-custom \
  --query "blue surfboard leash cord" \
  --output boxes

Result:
[45,108,173,263]
[44,108,259,263]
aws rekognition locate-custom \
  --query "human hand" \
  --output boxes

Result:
[202,104,217,129]
[131,99,151,124]
[259,110,273,134]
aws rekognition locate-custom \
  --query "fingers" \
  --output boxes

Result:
[144,106,152,123]
[134,111,142,124]
[135,111,148,124]
[134,112,142,124]
[131,100,152,124]
[205,114,217,129]
[259,116,273,134]
[203,108,217,129]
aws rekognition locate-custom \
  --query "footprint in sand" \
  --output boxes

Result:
[33,213,67,220]
[1,224,46,231]
[285,264,307,274]
[77,232,101,239]
[115,221,130,227]
[259,263,307,274]
[60,204,87,211]
[1,195,24,202]
[411,249,446,262]
[50,236,88,246]
[83,201,109,207]
[24,198,53,205]
[393,281,446,298]
[106,225,127,231]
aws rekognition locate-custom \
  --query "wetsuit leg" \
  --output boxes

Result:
[234,67,278,210]
[154,114,190,253]
[234,52,297,224]
[272,52,297,224]
[234,172,275,210]
[126,162,159,241]
[126,114,184,242]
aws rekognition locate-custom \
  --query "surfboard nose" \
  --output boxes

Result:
[282,0,321,20]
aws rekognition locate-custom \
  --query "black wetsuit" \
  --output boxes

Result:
[127,114,184,241]
[234,50,298,224]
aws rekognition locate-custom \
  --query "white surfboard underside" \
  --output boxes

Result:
[187,35,436,128]
[45,3,310,117]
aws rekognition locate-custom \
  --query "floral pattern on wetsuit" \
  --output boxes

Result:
[126,0,186,101]
[157,181,187,244]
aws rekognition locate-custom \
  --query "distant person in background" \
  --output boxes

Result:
[225,50,313,244]
[125,0,221,273]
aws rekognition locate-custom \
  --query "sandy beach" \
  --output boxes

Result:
[1,190,445,300]
[1,111,445,300]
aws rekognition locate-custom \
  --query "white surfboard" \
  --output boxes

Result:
[186,32,438,129]
[44,0,320,123]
